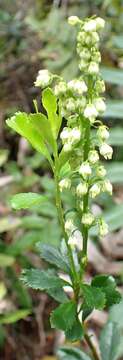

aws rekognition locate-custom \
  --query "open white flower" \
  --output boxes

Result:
[70,127,81,143]
[79,162,92,178]
[94,98,106,113]
[34,69,51,87]
[84,104,98,119]
[97,125,109,141]
[68,16,80,26]
[88,62,99,75]
[83,19,97,32]
[54,81,67,96]
[59,178,71,192]
[82,212,94,226]
[100,143,113,159]
[88,150,99,164]
[76,182,88,197]
[68,79,87,95]
[90,183,101,198]
[96,17,105,30]
[103,179,113,195]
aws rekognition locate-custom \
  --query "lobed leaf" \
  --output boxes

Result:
[50,300,76,331]
[21,268,68,303]
[91,275,121,308]
[82,284,106,311]
[36,243,70,273]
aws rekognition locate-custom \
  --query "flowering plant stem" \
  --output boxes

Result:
[7,14,122,360]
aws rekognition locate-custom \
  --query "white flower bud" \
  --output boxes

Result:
[54,81,67,96]
[96,17,105,30]
[97,125,109,141]
[76,97,86,111]
[96,165,106,177]
[88,62,99,75]
[76,182,88,197]
[66,98,76,112]
[100,143,113,159]
[34,69,52,87]
[85,32,99,45]
[60,127,70,142]
[68,79,87,95]
[99,219,108,237]
[82,212,94,226]
[68,16,80,26]
[70,127,81,143]
[77,31,86,43]
[88,150,99,164]
[59,178,71,192]
[96,79,105,93]
[102,179,113,195]
[79,49,90,60]
[84,104,98,119]
[65,219,75,235]
[79,162,92,178]
[90,183,101,198]
[63,143,72,152]
[83,19,97,32]
[79,59,88,71]
[94,98,106,113]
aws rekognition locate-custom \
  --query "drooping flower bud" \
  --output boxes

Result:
[88,150,99,164]
[76,182,88,197]
[34,69,52,88]
[68,16,80,26]
[100,143,113,159]
[79,162,92,178]
[90,183,101,198]
[59,178,71,192]
[82,212,95,226]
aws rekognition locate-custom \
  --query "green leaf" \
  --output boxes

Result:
[0,254,15,267]
[36,243,70,273]
[82,284,106,310]
[65,318,83,342]
[104,101,123,119]
[21,268,68,303]
[50,300,76,331]
[0,309,31,324]
[57,346,92,360]
[91,275,121,308]
[101,66,123,86]
[109,300,123,330]
[99,321,122,360]
[6,112,53,166]
[10,192,47,210]
[42,88,62,138]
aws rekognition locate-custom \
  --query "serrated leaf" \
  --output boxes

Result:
[57,346,92,360]
[65,318,83,342]
[6,112,53,166]
[0,309,30,324]
[50,300,76,331]
[82,284,105,310]
[21,268,68,303]
[36,243,70,273]
[91,275,121,308]
[42,88,62,138]
[100,321,122,360]
[10,192,47,210]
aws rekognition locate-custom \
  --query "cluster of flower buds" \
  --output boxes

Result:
[34,16,113,241]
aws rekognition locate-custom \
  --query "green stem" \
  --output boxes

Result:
[84,331,100,360]
[82,119,90,258]
[54,152,78,288]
